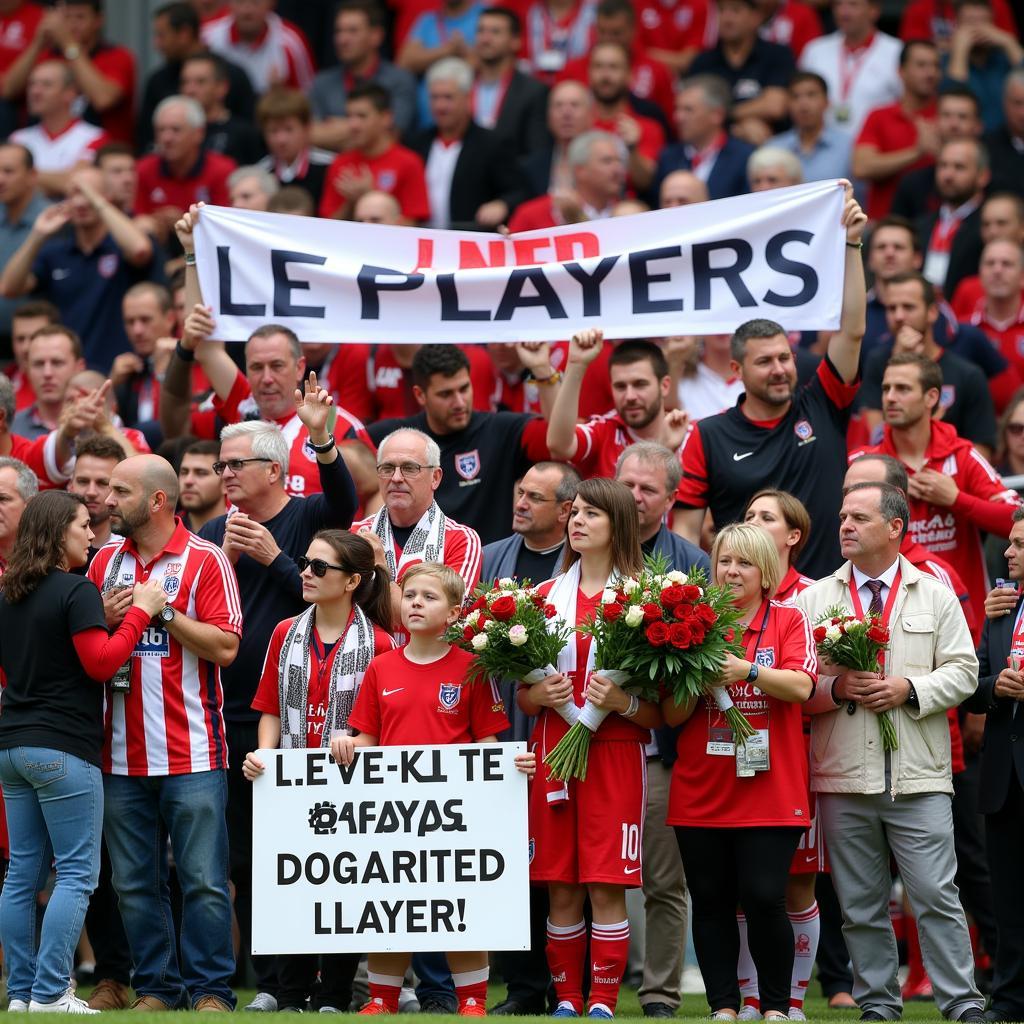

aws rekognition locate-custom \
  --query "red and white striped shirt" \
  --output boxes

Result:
[774,564,815,605]
[201,10,314,93]
[10,118,107,173]
[87,520,244,777]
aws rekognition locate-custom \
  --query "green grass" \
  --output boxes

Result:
[10,982,951,1019]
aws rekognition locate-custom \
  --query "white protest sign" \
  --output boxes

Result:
[194,180,847,343]
[251,744,530,954]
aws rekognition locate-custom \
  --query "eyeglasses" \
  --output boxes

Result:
[212,458,273,476]
[1007,423,1024,437]
[376,461,438,480]
[297,555,348,578]
[515,488,557,504]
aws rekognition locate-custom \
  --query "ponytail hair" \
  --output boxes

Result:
[313,530,392,633]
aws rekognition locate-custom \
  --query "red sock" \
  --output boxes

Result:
[546,919,587,1013]
[453,967,489,1008]
[367,972,402,1012]
[589,919,630,1014]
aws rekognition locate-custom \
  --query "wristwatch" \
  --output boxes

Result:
[159,605,175,624]
[905,679,920,709]
[745,661,759,683]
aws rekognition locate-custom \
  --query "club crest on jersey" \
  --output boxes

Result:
[940,385,956,409]
[97,253,119,279]
[455,450,480,481]
[793,419,815,446]
[164,563,182,574]
[162,576,180,597]
[1016,335,1024,358]
[438,682,462,710]
[378,170,397,190]
[755,647,775,668]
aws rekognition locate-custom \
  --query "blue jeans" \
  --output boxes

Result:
[0,747,102,1003]
[103,771,236,1009]
[414,952,456,1009]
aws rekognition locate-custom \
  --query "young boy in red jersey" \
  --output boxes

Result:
[334,562,535,1017]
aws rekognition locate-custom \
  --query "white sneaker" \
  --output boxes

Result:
[29,989,99,1014]
[318,1007,343,1014]
[8,999,28,1012]
[398,987,420,1014]
[788,1010,807,1021]
[738,1007,763,1021]
[245,993,279,1012]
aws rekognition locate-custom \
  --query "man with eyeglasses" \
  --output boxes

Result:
[195,379,358,1014]
[352,426,483,631]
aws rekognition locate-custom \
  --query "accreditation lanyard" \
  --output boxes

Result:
[848,569,901,671]
[472,71,512,129]
[837,35,874,104]
[1010,599,1024,661]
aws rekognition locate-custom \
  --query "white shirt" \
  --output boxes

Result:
[677,361,744,421]
[799,30,902,136]
[10,120,104,173]
[425,137,462,229]
[851,558,901,615]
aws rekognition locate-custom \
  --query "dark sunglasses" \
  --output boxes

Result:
[212,457,273,475]
[297,555,348,578]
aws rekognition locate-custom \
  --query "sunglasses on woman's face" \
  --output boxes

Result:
[297,555,347,578]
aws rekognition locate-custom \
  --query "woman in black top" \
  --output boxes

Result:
[0,491,166,1014]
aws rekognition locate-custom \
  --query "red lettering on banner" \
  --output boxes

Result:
[554,233,600,262]
[411,232,602,272]
[458,240,508,269]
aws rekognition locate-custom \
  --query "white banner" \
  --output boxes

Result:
[194,180,847,344]
[251,744,530,954]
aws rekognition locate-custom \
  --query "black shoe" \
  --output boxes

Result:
[491,999,548,1016]
[860,1013,891,1021]
[642,1004,677,1018]
[984,1012,1006,1022]
[957,1011,986,1023]
[420,998,458,1014]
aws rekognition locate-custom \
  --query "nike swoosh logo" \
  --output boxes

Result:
[592,965,615,972]
[732,452,754,462]
[52,268,70,280]
[382,688,404,697]
[624,865,641,874]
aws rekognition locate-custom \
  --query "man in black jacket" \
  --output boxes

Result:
[966,507,1024,1022]
[411,57,527,230]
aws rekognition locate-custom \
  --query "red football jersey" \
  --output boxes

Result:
[348,645,509,744]
[967,298,1024,378]
[667,600,816,828]
[0,3,43,75]
[135,151,236,214]
[319,143,430,223]
[774,565,815,605]
[636,0,709,54]
[253,614,395,749]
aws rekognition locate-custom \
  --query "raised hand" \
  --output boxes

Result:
[567,328,604,368]
[181,303,216,351]
[34,202,71,238]
[174,202,205,254]
[294,370,335,440]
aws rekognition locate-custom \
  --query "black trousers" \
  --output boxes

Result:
[675,826,802,1015]
[277,952,361,1011]
[814,873,854,998]
[493,884,552,1008]
[225,718,277,994]
[83,839,132,986]
[985,771,1024,1018]
[953,757,998,960]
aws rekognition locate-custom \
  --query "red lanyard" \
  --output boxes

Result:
[838,35,874,103]
[1011,599,1024,655]
[849,569,901,623]
[690,130,726,169]
[742,600,771,662]
[929,203,974,253]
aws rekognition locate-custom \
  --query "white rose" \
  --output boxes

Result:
[659,578,674,591]
[499,577,515,588]
[508,624,528,646]
[624,605,644,628]
[825,625,842,642]
[471,633,489,650]
[667,570,687,584]
[465,610,481,628]
[641,590,653,602]
[622,578,640,594]
[601,589,618,604]
[483,618,497,631]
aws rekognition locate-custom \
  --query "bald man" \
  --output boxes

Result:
[658,169,709,208]
[354,189,402,224]
[88,454,243,1012]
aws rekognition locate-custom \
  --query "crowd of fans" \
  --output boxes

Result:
[0,0,1021,1018]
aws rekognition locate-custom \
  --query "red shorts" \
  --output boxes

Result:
[790,731,828,874]
[528,740,647,888]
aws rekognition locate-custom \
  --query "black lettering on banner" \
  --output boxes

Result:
[438,273,491,320]
[278,847,504,885]
[332,749,385,784]
[401,749,448,783]
[217,246,266,316]
[272,250,327,318]
[278,853,301,885]
[357,265,425,319]
[762,230,818,306]
[306,753,328,786]
[459,747,481,780]
[494,268,568,321]
[629,247,684,315]
[482,747,503,780]
[692,239,756,309]
[564,257,619,317]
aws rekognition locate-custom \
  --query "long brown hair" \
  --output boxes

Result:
[744,488,811,566]
[561,477,644,577]
[312,530,392,633]
[1,491,88,604]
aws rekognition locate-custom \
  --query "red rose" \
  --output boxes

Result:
[462,626,475,641]
[470,596,487,613]
[604,602,624,622]
[680,585,701,602]
[615,590,629,605]
[544,604,557,619]
[867,625,889,644]
[531,592,546,608]
[695,604,717,626]
[723,628,735,642]
[674,602,696,621]
[813,626,828,643]
[490,595,516,621]
[668,622,692,649]
[661,585,686,607]
[642,603,663,622]
[831,616,843,625]
[646,621,670,646]
[689,625,706,645]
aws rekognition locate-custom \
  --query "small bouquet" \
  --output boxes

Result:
[544,556,752,782]
[813,606,896,750]
[446,577,573,692]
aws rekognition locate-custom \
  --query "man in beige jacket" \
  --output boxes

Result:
[796,480,984,1023]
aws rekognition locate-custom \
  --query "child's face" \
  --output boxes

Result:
[401,575,459,635]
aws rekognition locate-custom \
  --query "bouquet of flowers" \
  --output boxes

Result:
[446,577,573,689]
[813,606,896,750]
[544,556,753,782]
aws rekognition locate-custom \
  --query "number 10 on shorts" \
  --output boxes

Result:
[620,824,640,861]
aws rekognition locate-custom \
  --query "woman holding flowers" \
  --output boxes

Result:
[743,490,814,606]
[664,523,816,1023]
[518,478,662,1020]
